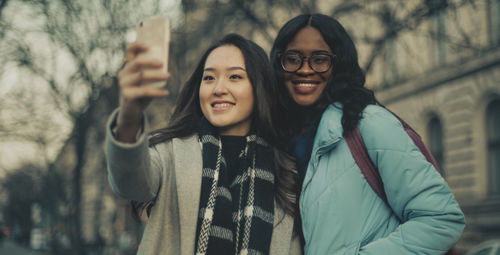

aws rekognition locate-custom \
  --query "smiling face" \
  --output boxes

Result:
[283,26,334,106]
[199,45,254,136]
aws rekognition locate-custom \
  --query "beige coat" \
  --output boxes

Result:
[105,112,303,255]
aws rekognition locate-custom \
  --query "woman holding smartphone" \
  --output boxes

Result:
[106,34,302,255]
[270,14,465,254]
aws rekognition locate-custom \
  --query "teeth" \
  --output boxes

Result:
[213,103,232,108]
[296,83,316,87]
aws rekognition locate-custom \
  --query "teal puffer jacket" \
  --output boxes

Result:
[300,104,465,255]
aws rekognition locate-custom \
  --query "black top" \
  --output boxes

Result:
[221,136,247,184]
[290,124,316,180]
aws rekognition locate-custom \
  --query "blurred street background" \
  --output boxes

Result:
[0,0,499,254]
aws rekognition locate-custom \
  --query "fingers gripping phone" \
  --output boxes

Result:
[136,17,170,88]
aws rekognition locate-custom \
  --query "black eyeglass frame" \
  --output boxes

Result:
[280,51,336,73]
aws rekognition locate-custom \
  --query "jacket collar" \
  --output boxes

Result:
[313,103,344,149]
[301,103,344,192]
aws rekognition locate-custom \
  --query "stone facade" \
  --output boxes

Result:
[377,48,500,252]
[366,1,500,252]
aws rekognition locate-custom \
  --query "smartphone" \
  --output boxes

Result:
[135,16,170,88]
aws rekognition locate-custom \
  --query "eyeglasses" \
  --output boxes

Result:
[280,51,335,73]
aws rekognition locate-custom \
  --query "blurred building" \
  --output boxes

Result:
[339,0,500,252]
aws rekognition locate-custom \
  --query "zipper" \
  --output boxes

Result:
[312,137,341,169]
[301,137,341,194]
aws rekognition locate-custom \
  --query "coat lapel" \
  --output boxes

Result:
[173,135,203,254]
[269,202,296,255]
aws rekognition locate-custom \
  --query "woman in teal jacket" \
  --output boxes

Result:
[270,14,466,254]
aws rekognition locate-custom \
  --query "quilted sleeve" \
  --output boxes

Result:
[357,108,465,255]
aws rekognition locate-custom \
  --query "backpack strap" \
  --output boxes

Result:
[344,126,389,205]
[386,110,441,173]
[344,108,442,207]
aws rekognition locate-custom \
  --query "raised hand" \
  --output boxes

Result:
[115,43,170,142]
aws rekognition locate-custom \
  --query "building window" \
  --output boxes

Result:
[434,11,446,64]
[383,39,399,85]
[426,0,448,65]
[427,115,445,176]
[486,99,500,195]
[487,0,500,46]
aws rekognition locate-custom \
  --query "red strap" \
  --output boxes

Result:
[345,108,442,207]
[345,126,389,205]
[389,112,441,173]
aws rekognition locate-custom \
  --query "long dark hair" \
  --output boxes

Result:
[270,13,378,135]
[132,34,299,218]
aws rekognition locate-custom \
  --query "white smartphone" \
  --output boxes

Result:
[135,16,170,88]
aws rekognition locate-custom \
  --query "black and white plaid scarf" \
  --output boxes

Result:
[195,119,275,255]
